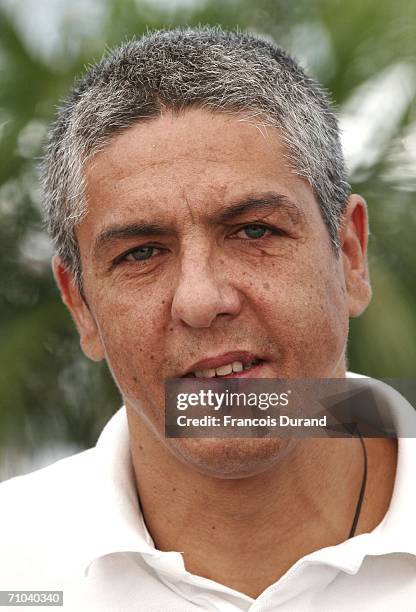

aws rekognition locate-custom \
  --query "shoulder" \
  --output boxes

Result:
[0,447,96,506]
[0,448,98,586]
[0,448,98,528]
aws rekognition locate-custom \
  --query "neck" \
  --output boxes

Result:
[126,408,397,598]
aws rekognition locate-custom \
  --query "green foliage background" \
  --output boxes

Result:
[0,0,415,477]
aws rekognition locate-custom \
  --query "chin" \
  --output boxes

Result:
[168,437,296,479]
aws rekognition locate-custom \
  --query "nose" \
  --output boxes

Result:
[171,248,242,328]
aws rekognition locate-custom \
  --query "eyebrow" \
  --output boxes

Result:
[92,192,304,262]
[214,193,303,224]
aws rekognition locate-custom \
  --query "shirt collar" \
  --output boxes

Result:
[295,375,416,575]
[83,374,416,577]
[82,407,187,576]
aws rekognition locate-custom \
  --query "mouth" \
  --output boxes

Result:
[181,351,266,379]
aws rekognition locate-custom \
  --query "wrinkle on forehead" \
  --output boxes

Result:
[86,154,243,187]
[182,189,197,225]
[84,108,285,184]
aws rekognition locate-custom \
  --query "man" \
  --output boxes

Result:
[0,27,415,611]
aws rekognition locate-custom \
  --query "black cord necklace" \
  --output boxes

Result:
[348,428,368,539]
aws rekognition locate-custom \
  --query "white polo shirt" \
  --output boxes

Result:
[1,377,416,611]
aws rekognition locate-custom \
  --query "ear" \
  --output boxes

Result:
[52,255,105,362]
[339,194,372,317]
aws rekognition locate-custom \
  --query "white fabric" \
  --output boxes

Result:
[1,375,416,611]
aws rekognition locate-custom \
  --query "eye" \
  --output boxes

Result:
[124,246,158,262]
[233,224,275,240]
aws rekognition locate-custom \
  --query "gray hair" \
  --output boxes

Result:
[41,26,349,290]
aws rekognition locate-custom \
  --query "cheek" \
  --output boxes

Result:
[247,253,348,374]
[90,286,170,395]
[95,307,168,434]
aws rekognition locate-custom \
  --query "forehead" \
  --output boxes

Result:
[83,108,321,231]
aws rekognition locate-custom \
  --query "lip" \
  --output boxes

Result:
[182,351,264,377]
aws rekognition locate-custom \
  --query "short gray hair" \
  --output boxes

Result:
[41,26,349,289]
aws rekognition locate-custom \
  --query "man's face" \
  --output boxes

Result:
[55,108,370,476]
